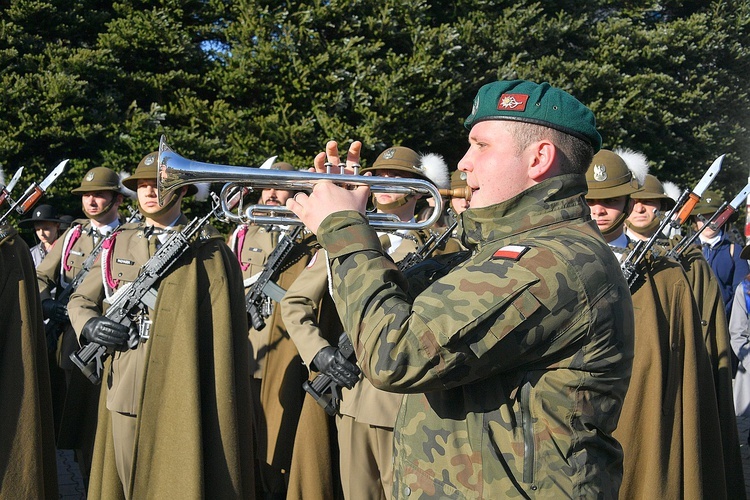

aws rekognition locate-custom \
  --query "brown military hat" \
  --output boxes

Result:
[632,174,677,210]
[71,166,122,194]
[360,146,431,183]
[450,169,468,190]
[122,151,198,196]
[585,149,641,199]
[690,190,723,216]
[267,161,295,171]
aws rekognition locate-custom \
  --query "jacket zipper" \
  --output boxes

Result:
[521,380,535,484]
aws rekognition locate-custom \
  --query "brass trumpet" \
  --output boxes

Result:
[157,136,445,230]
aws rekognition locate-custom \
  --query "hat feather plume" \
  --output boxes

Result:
[614,147,649,187]
[118,172,137,199]
[662,181,682,202]
[420,153,450,189]
[0,167,5,186]
[194,182,210,202]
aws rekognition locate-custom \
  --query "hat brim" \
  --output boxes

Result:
[742,244,750,260]
[18,217,62,225]
[121,176,198,197]
[70,186,122,194]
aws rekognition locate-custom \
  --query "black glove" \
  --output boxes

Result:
[81,316,130,350]
[312,346,360,389]
[42,298,68,323]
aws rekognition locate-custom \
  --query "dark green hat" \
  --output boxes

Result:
[464,80,602,151]
[360,146,431,182]
[585,149,640,199]
[122,151,198,196]
[71,166,122,194]
[691,190,723,215]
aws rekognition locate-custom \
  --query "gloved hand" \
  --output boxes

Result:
[42,298,68,323]
[81,316,130,350]
[312,346,360,389]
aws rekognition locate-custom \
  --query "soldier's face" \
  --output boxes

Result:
[261,188,292,206]
[34,221,60,245]
[627,198,660,228]
[371,169,410,205]
[694,218,720,239]
[587,196,631,232]
[82,191,116,216]
[457,121,533,209]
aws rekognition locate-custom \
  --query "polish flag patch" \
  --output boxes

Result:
[492,245,530,261]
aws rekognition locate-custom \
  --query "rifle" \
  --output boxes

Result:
[45,208,142,350]
[0,160,68,224]
[620,154,723,288]
[302,332,356,416]
[303,222,457,414]
[245,225,303,331]
[396,220,459,272]
[667,182,750,259]
[70,197,221,385]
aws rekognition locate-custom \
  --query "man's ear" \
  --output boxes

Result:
[528,140,557,181]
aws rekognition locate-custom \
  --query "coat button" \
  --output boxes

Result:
[403,486,411,496]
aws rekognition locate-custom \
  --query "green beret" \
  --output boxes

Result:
[464,80,602,151]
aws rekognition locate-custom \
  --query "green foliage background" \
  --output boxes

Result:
[1,0,748,238]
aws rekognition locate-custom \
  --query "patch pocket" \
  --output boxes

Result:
[467,286,542,358]
[109,258,140,282]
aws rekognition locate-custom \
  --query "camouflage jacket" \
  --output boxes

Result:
[317,174,635,499]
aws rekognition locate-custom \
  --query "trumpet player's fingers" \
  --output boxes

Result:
[345,141,362,170]
[286,182,369,235]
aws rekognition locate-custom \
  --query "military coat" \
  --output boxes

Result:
[229,223,330,496]
[67,218,256,499]
[0,225,58,499]
[316,175,635,498]
[614,247,729,499]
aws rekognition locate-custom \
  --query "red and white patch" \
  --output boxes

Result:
[492,245,530,261]
[498,93,529,112]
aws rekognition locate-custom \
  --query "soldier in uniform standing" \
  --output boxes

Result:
[36,166,126,483]
[624,168,745,495]
[585,149,732,499]
[67,151,255,499]
[282,146,448,499]
[287,81,634,498]
[228,161,336,499]
[0,222,58,499]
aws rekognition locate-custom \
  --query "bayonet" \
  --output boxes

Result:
[0,167,24,206]
[0,159,69,224]
[671,154,723,227]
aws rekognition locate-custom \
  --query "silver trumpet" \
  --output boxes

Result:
[157,135,445,230]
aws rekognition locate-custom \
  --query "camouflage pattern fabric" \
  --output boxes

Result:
[317,174,635,498]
